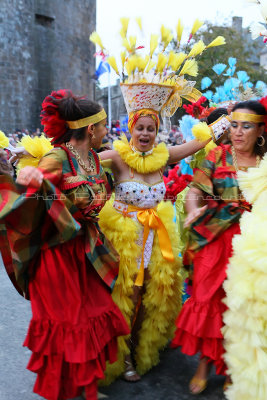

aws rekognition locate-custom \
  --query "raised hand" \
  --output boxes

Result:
[184,205,207,228]
[16,166,43,188]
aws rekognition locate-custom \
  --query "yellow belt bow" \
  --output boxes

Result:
[125,205,175,286]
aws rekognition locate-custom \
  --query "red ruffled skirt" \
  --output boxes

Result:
[24,235,129,400]
[171,223,240,375]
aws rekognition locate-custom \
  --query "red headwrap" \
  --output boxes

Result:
[128,109,160,134]
[40,89,72,143]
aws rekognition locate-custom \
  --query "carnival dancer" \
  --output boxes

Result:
[166,108,229,297]
[88,19,228,383]
[223,100,267,400]
[99,107,212,383]
[0,90,129,400]
[171,100,267,394]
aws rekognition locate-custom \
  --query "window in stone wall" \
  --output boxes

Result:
[35,14,54,27]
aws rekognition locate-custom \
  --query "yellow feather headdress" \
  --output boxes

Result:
[90,19,225,135]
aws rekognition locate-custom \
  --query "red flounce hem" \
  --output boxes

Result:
[24,235,129,400]
[171,224,240,376]
[171,298,227,375]
[24,305,128,400]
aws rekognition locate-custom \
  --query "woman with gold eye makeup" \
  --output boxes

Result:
[171,100,267,395]
[223,98,267,400]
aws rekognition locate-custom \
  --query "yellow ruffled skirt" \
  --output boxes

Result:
[99,198,182,384]
[223,155,267,400]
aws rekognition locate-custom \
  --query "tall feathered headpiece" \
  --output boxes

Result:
[90,18,225,136]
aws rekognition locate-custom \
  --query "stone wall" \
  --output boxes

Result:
[0,0,96,133]
[96,79,127,123]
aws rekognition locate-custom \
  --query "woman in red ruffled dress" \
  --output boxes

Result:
[171,100,267,395]
[0,90,129,400]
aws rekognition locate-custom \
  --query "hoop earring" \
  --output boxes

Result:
[257,135,265,147]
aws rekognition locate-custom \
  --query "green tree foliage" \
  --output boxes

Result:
[171,21,267,124]
[186,22,267,91]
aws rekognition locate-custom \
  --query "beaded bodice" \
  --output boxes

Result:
[114,180,166,209]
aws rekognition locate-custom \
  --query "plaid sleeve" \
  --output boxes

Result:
[191,146,222,196]
[38,149,63,185]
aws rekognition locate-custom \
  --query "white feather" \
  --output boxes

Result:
[249,22,266,39]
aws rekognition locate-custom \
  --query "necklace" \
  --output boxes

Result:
[231,146,261,171]
[66,142,95,173]
[130,141,155,157]
[114,134,169,174]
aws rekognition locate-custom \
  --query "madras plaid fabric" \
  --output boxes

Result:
[185,144,250,264]
[0,147,118,298]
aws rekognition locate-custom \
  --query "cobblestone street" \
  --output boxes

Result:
[0,259,226,400]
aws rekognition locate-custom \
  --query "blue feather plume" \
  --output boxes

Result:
[237,71,250,83]
[212,63,227,75]
[201,77,212,90]
[202,90,213,100]
[179,115,198,142]
[228,57,237,68]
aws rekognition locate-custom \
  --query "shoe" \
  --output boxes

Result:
[123,360,141,382]
[98,392,108,399]
[189,376,208,395]
[223,380,232,391]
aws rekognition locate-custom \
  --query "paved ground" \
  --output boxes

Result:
[0,256,226,400]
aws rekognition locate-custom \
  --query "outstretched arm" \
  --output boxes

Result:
[167,138,210,165]
[99,149,125,182]
[98,149,117,162]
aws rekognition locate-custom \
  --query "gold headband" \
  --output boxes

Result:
[231,112,265,124]
[67,109,107,129]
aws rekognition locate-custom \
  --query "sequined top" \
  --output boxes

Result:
[115,180,166,209]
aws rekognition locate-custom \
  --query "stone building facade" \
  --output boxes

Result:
[0,0,96,133]
[95,79,127,123]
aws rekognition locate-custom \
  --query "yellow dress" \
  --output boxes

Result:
[99,137,182,383]
[223,153,267,400]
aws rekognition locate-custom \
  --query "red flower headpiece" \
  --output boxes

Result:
[163,165,192,203]
[41,89,72,143]
[198,106,216,120]
[259,96,267,130]
[183,96,208,119]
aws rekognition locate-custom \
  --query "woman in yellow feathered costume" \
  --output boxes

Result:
[223,152,267,400]
[99,106,213,383]
[90,17,226,383]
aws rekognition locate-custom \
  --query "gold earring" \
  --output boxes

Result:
[257,135,265,147]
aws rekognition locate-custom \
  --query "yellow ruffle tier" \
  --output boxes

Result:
[223,154,267,400]
[99,197,182,384]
